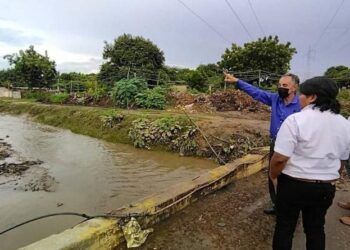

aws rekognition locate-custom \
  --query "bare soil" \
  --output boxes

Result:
[117,171,350,250]
[117,170,275,250]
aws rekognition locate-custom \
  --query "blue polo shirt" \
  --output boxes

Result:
[236,80,301,140]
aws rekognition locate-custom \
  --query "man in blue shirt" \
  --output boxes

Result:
[224,72,301,215]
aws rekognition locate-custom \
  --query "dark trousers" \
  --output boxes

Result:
[346,156,350,177]
[268,140,276,205]
[273,174,335,250]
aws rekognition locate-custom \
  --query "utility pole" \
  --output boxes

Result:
[127,67,130,80]
[157,71,161,86]
[306,46,315,79]
[258,70,261,87]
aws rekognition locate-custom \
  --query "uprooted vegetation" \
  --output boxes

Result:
[128,115,269,162]
[128,116,198,156]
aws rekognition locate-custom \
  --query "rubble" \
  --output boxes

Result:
[209,90,269,112]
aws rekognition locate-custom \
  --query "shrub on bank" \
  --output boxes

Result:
[49,93,70,104]
[22,91,51,102]
[111,78,147,108]
[135,87,167,109]
[128,116,197,155]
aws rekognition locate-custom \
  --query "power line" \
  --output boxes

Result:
[313,0,345,47]
[247,0,265,37]
[176,0,231,44]
[334,26,350,42]
[224,0,254,40]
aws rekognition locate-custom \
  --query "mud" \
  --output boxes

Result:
[117,170,275,250]
[0,139,56,192]
[117,171,350,250]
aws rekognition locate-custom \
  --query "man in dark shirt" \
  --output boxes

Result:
[224,72,301,214]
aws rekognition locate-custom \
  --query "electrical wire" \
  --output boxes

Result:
[0,150,267,236]
[313,0,345,47]
[224,0,254,40]
[176,0,231,44]
[0,211,152,236]
[247,0,265,37]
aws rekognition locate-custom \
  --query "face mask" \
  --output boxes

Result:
[278,87,289,99]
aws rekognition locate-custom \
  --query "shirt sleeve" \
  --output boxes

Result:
[236,79,274,106]
[274,115,299,157]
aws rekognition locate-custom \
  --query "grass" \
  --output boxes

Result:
[0,99,133,144]
[0,99,189,146]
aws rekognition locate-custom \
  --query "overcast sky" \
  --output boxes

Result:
[0,0,349,80]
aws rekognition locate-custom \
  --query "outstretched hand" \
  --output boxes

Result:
[224,72,239,84]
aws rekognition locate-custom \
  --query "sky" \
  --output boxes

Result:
[0,0,349,81]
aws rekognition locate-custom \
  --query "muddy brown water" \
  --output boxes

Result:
[0,115,217,250]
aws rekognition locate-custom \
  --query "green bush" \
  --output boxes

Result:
[128,116,197,155]
[49,93,70,104]
[111,78,147,108]
[87,83,108,102]
[338,89,350,101]
[22,91,50,102]
[136,87,167,109]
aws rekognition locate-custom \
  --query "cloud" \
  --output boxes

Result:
[0,58,9,70]
[57,58,102,73]
[0,19,44,46]
[0,27,43,46]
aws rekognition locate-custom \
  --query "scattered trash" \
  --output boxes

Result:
[122,217,154,248]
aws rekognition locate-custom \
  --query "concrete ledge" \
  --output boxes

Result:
[21,148,269,250]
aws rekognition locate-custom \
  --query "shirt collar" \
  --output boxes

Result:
[290,95,299,104]
[279,94,299,105]
[302,104,315,111]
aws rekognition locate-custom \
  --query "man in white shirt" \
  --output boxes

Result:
[269,77,350,250]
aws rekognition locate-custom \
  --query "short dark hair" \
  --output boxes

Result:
[282,73,300,85]
[300,76,340,114]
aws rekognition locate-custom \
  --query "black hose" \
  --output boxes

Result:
[0,212,147,235]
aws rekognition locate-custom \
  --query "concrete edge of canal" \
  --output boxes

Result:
[20,147,269,250]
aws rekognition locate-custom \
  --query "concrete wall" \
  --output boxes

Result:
[0,87,21,99]
[21,148,269,250]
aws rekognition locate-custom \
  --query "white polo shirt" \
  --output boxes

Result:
[274,104,350,180]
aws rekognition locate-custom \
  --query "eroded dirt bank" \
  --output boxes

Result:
[117,171,350,250]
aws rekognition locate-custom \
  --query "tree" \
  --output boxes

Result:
[324,65,350,88]
[4,45,57,88]
[196,64,221,78]
[186,70,207,91]
[0,69,17,87]
[99,34,165,86]
[218,36,297,74]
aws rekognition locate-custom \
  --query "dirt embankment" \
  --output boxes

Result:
[118,170,275,250]
[0,138,57,192]
[0,100,270,163]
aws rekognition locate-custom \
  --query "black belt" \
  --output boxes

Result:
[281,173,337,184]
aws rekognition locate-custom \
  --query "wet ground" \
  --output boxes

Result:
[0,115,218,249]
[117,170,350,250]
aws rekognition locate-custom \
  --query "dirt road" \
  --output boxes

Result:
[117,170,350,250]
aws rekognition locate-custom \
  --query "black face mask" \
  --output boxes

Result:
[278,87,289,99]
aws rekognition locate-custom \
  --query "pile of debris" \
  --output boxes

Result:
[170,89,270,114]
[167,91,195,106]
[209,90,269,112]
[66,94,114,107]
